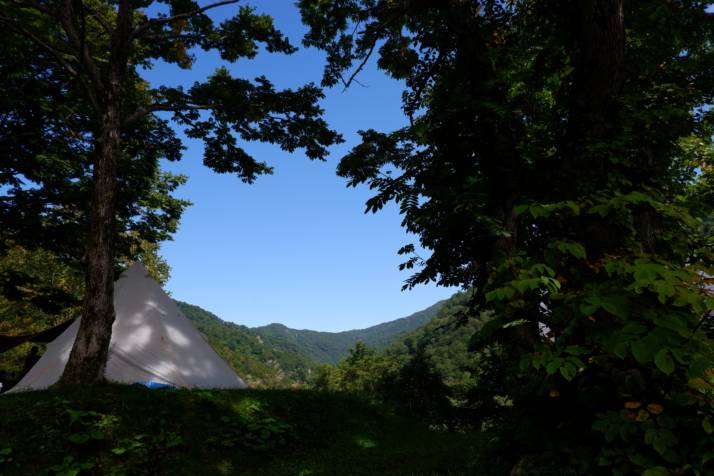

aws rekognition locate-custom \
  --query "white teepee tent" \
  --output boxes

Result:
[9,263,247,392]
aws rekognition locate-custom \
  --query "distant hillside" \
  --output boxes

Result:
[314,291,488,403]
[252,299,449,364]
[386,291,485,400]
[175,301,317,387]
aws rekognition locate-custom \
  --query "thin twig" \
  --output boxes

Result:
[339,10,405,91]
[341,38,377,91]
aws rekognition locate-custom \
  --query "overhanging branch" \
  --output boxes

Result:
[0,15,79,77]
[123,103,211,126]
[132,0,240,40]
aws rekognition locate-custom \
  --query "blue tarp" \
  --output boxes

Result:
[140,381,174,390]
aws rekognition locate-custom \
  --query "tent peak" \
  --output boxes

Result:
[121,262,150,278]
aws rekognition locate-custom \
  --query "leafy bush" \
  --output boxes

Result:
[206,402,291,451]
[314,341,456,424]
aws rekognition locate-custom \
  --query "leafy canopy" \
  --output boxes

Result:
[301,0,714,473]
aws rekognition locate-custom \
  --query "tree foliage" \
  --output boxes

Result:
[0,0,341,383]
[301,0,714,473]
[314,341,454,423]
[0,20,189,266]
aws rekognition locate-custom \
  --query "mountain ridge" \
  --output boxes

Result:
[175,295,453,386]
[253,299,447,333]
[251,299,449,364]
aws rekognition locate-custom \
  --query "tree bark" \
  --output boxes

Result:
[568,0,625,141]
[59,0,133,385]
[563,0,625,256]
[60,96,120,385]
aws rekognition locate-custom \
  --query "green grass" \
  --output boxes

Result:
[0,385,485,475]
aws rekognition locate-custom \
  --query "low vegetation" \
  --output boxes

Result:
[0,384,484,476]
[314,292,482,422]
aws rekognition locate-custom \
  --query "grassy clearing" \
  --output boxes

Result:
[0,385,484,475]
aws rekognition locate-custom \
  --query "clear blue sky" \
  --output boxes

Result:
[141,2,455,332]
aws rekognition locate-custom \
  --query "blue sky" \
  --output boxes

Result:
[142,2,456,332]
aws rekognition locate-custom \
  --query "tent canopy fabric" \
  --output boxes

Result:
[0,319,77,354]
[8,263,247,392]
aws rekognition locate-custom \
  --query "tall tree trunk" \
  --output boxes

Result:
[59,0,132,384]
[564,0,625,256]
[568,0,625,141]
[60,96,120,385]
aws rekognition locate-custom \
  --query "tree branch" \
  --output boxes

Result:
[132,0,240,40]
[406,51,446,125]
[341,37,377,91]
[112,0,134,76]
[123,103,211,126]
[141,32,200,42]
[338,12,406,91]
[58,0,104,99]
[81,0,113,37]
[8,0,51,14]
[0,15,78,77]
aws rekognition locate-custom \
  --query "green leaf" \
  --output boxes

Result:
[631,339,653,363]
[613,341,629,359]
[670,348,687,364]
[703,416,713,435]
[621,322,648,335]
[564,345,589,356]
[687,356,710,379]
[514,204,529,215]
[111,447,127,455]
[57,470,80,476]
[546,358,562,375]
[559,362,577,381]
[654,349,675,375]
[68,434,90,444]
[642,466,672,476]
[552,240,587,259]
[600,295,629,318]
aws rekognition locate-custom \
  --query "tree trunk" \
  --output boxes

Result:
[564,0,625,256]
[60,98,120,385]
[57,0,132,385]
[568,0,625,139]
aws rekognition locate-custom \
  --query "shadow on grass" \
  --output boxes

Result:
[0,384,484,475]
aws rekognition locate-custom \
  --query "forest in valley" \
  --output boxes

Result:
[1,0,713,475]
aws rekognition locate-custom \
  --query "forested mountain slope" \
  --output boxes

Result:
[174,301,317,387]
[314,291,486,404]
[252,299,449,364]
[386,292,484,400]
